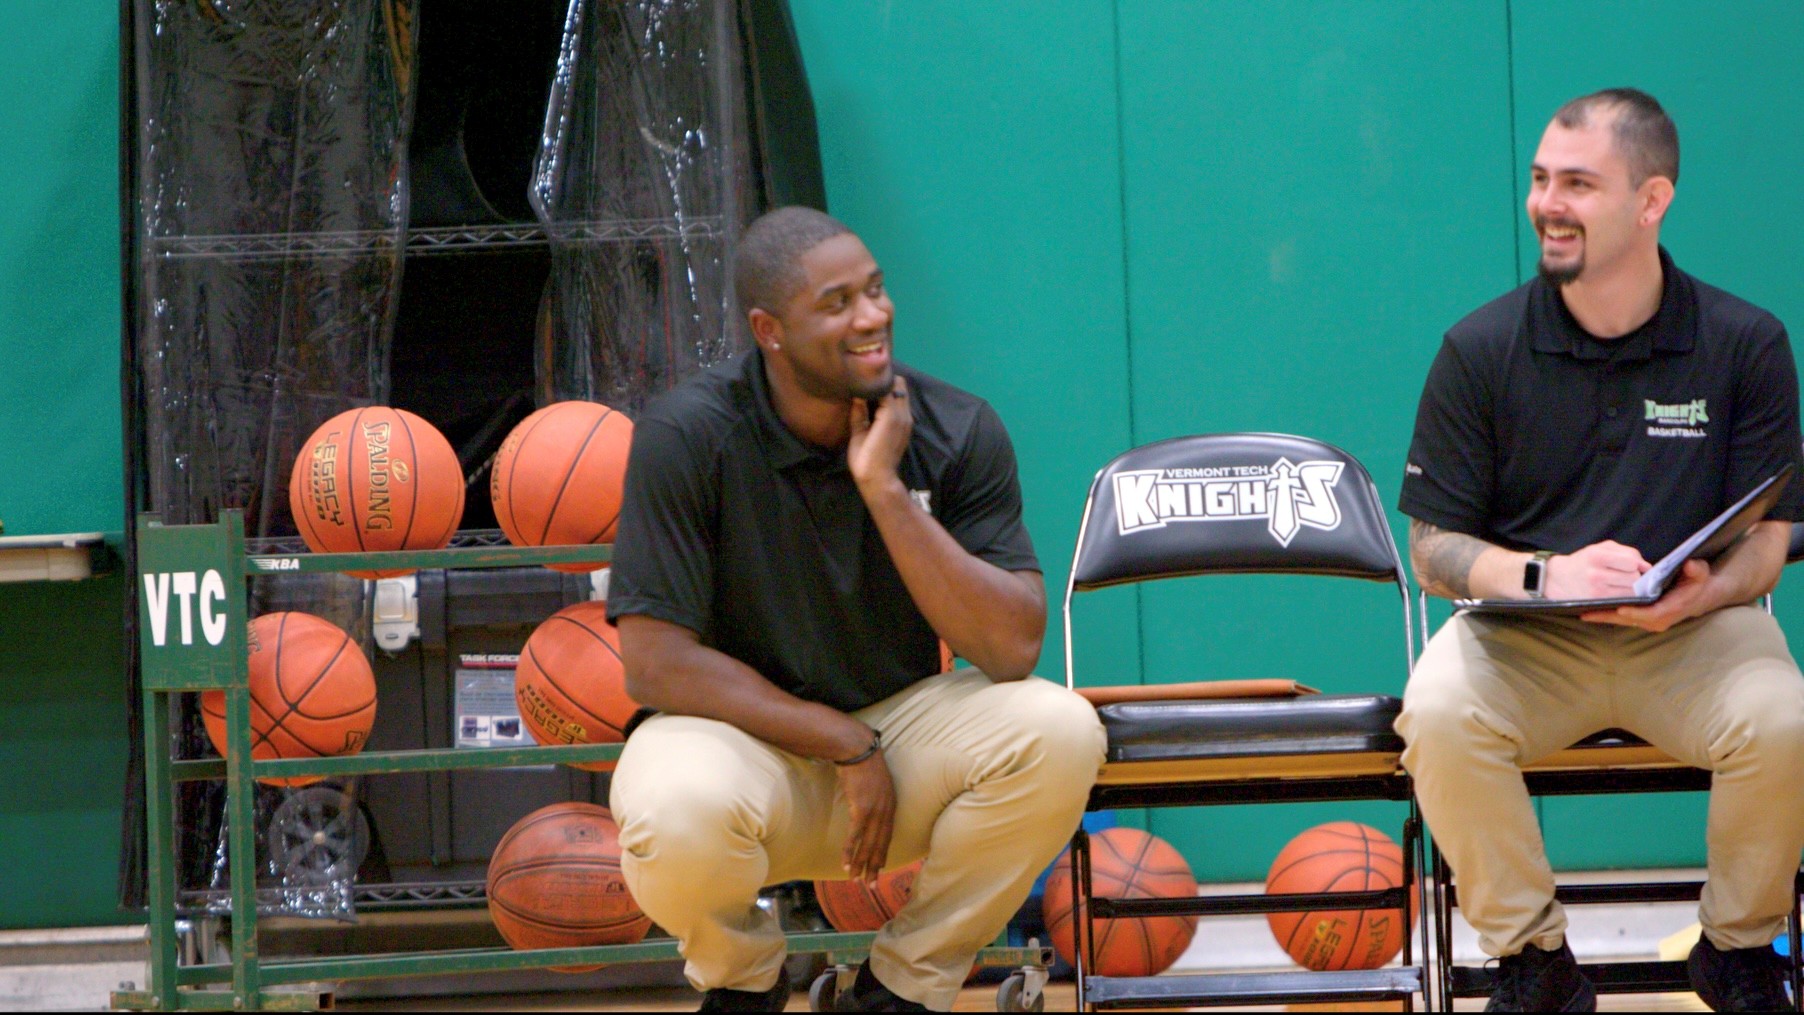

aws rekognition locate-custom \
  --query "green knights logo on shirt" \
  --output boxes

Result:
[1644,397,1709,439]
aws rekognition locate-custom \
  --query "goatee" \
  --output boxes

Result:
[1538,257,1582,286]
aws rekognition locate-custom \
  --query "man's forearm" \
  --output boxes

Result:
[858,477,1045,679]
[1700,519,1789,605]
[618,616,874,762]
[1409,519,1533,600]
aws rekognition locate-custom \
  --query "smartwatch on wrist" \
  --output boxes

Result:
[1523,549,1556,599]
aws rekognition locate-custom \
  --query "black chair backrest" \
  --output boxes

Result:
[1789,522,1804,564]
[1069,433,1403,591]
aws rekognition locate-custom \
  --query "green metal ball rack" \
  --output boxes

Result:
[114,510,1050,1012]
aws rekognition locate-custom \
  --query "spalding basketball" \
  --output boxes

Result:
[201,612,377,788]
[289,406,465,578]
[1044,827,1198,977]
[514,601,636,772]
[1265,822,1417,971]
[486,802,649,971]
[815,859,924,932]
[491,401,633,574]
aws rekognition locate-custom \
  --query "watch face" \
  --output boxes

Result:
[1524,558,1545,595]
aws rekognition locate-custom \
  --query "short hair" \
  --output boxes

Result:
[733,206,853,316]
[1552,88,1679,186]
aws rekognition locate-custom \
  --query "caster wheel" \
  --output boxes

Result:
[997,971,1045,1012]
[809,969,839,1012]
[268,786,370,886]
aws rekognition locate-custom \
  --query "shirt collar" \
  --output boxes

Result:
[744,349,837,471]
[1528,246,1696,360]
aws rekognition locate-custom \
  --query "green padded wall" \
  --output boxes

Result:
[0,2,122,536]
[786,1,1144,688]
[0,3,128,928]
[1509,0,1804,871]
[6,1,1804,929]
[1113,0,1517,879]
[789,1,1804,881]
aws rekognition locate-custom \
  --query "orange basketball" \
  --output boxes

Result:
[200,612,377,788]
[491,401,633,574]
[486,802,649,971]
[289,406,465,578]
[1043,827,1198,977]
[815,859,924,932]
[514,601,637,772]
[1265,822,1417,971]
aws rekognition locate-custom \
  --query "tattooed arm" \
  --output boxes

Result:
[1407,519,1527,600]
[1409,519,1656,602]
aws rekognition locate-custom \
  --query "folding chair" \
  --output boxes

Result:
[1430,523,1804,1008]
[1062,432,1434,1011]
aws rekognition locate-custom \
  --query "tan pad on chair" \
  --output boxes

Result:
[1076,679,1320,707]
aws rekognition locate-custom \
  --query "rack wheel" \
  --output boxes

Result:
[268,786,370,886]
[997,970,1046,1012]
[808,969,839,1012]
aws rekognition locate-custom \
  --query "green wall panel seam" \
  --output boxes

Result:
[1107,0,1150,692]
[1506,0,1524,286]
[1110,0,1139,453]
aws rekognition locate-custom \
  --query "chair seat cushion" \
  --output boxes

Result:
[1099,693,1403,763]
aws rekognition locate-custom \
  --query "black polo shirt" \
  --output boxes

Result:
[606,351,1039,713]
[1401,248,1804,560]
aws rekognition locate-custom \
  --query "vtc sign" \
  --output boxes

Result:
[141,570,229,647]
[135,516,248,692]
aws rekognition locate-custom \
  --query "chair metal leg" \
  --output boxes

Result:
[1432,845,1455,1011]
[1790,866,1803,1012]
[1072,828,1093,1012]
[1401,809,1432,1013]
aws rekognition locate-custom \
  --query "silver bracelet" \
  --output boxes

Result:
[834,728,882,766]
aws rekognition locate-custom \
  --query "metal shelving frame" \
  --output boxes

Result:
[147,217,725,263]
[115,510,1049,1011]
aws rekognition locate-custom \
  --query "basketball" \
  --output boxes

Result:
[815,858,924,932]
[1043,827,1198,977]
[200,612,377,788]
[1264,822,1416,971]
[486,802,649,971]
[514,601,636,772]
[289,406,466,578]
[490,401,633,574]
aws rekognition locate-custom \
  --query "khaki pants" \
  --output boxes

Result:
[609,669,1106,1010]
[1397,606,1804,957]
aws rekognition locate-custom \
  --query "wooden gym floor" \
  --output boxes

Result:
[337,980,1713,1011]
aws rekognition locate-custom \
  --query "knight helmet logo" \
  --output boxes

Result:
[1112,457,1346,547]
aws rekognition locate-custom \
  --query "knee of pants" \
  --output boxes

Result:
[615,777,772,871]
[1711,693,1804,771]
[1396,671,1519,770]
[1008,682,1108,778]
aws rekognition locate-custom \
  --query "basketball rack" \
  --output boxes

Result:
[117,510,1050,1012]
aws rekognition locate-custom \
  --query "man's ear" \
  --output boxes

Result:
[1640,175,1675,228]
[748,307,784,350]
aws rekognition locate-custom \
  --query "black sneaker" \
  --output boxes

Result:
[698,965,791,1012]
[834,961,928,1012]
[1485,940,1596,1012]
[1688,935,1791,1012]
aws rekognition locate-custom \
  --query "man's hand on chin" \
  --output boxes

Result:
[1581,559,1717,633]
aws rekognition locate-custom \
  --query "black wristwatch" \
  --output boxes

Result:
[1523,550,1556,599]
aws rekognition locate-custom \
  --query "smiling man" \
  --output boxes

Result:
[604,206,1105,1013]
[1396,89,1804,1012]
